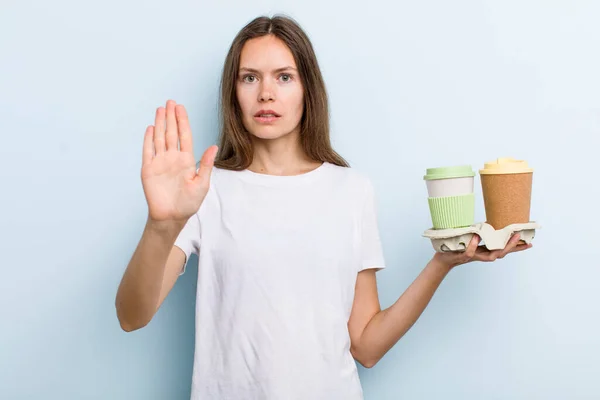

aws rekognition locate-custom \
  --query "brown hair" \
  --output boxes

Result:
[214,14,349,170]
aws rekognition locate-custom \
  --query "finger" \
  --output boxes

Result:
[509,233,522,247]
[165,100,178,151]
[142,126,154,166]
[154,107,166,154]
[455,235,480,265]
[464,235,481,258]
[500,233,522,258]
[490,250,503,261]
[476,238,531,262]
[195,145,219,184]
[474,248,502,262]
[486,251,502,262]
[176,104,193,153]
[511,243,532,253]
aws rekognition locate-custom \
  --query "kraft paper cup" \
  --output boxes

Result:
[479,157,533,230]
[424,165,476,229]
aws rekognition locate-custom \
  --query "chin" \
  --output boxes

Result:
[251,130,290,140]
[247,124,300,141]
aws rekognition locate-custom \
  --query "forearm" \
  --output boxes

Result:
[354,258,451,366]
[115,218,184,330]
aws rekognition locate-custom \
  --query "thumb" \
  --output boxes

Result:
[195,145,218,185]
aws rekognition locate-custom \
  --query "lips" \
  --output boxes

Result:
[254,109,281,117]
[253,109,281,124]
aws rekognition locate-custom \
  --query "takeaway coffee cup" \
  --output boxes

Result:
[479,157,534,230]
[423,165,476,229]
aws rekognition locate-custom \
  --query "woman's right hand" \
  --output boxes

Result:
[141,100,218,224]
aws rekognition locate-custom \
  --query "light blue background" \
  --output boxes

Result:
[2,0,599,399]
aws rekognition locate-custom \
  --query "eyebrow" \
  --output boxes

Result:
[239,66,297,74]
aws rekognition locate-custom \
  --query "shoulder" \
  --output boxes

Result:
[323,163,376,194]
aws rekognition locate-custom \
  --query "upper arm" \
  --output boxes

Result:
[156,245,187,311]
[348,269,381,353]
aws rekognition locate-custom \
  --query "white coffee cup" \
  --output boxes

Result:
[424,166,475,197]
[426,176,474,197]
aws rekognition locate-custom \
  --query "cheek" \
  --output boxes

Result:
[236,86,254,114]
[289,89,304,117]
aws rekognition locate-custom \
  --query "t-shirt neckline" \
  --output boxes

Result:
[236,161,331,186]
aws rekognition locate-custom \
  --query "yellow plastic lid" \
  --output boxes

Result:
[479,157,533,175]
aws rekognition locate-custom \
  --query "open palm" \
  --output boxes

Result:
[141,100,217,223]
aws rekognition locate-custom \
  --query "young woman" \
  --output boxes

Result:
[115,15,531,399]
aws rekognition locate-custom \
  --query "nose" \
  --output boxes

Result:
[258,80,275,102]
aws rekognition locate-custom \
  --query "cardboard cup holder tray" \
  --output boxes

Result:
[422,222,541,252]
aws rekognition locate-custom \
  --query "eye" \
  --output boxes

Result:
[279,73,292,82]
[242,74,257,83]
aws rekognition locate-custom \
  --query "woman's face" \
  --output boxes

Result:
[236,35,304,141]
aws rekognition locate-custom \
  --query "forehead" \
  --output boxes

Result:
[239,35,297,70]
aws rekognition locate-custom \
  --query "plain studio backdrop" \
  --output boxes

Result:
[1,0,599,399]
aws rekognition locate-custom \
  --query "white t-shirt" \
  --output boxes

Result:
[174,161,386,400]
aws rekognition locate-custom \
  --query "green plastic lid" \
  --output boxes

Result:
[423,165,475,180]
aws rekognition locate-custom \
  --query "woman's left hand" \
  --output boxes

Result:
[433,233,533,271]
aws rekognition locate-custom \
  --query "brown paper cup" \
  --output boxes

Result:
[479,158,534,230]
[480,173,532,229]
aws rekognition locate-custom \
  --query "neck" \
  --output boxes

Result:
[249,131,321,176]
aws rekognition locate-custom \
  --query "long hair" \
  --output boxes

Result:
[214,14,349,170]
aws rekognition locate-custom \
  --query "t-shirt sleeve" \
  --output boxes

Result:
[359,178,386,272]
[173,212,201,275]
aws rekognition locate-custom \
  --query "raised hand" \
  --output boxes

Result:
[141,100,218,223]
